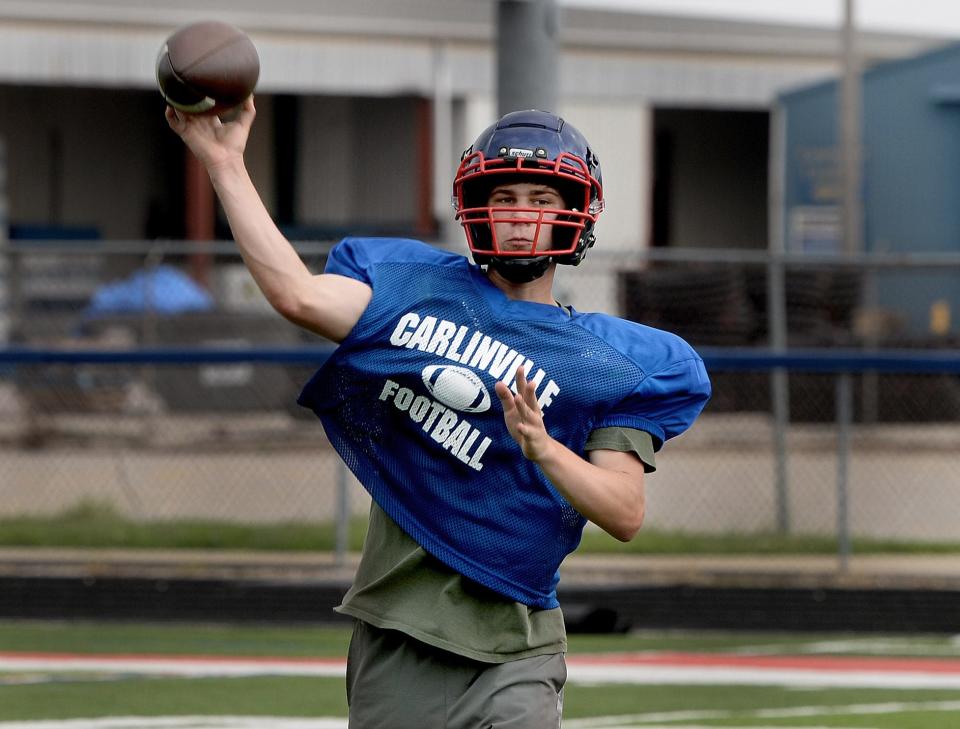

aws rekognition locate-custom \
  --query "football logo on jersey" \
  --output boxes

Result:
[380,310,563,472]
[422,365,491,413]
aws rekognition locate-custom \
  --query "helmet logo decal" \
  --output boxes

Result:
[498,146,549,160]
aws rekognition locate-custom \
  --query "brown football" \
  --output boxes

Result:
[156,20,259,115]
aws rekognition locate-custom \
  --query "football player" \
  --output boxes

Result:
[167,100,711,728]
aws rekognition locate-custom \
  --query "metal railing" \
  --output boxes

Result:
[1,240,959,564]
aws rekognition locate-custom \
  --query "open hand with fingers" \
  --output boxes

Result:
[495,366,555,462]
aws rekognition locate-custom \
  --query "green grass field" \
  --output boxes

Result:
[1,621,959,728]
[4,499,960,554]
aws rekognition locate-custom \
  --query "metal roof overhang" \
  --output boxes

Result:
[0,1,944,106]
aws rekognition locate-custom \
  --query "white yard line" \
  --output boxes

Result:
[565,663,960,688]
[566,726,878,729]
[4,712,960,729]
[0,724,846,729]
[569,726,879,729]
[0,720,345,729]
[3,652,960,688]
[564,699,960,727]
[2,653,960,729]
[735,636,960,657]
[0,655,345,678]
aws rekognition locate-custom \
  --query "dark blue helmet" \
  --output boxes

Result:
[453,110,604,283]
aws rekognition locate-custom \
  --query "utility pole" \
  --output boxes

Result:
[837,0,862,570]
[840,0,863,257]
[497,0,559,115]
[0,137,8,345]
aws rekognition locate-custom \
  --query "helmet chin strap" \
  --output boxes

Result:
[488,256,552,284]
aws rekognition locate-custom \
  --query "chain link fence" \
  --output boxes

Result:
[1,241,959,548]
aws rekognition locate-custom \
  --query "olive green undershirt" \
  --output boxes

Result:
[336,427,655,663]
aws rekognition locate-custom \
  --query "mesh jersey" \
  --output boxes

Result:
[298,238,711,608]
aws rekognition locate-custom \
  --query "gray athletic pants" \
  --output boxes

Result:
[346,620,566,729]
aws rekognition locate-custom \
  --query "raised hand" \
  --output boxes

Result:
[164,96,256,173]
[495,366,554,462]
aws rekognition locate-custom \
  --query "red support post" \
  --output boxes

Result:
[184,149,215,287]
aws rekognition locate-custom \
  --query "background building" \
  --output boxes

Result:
[0,1,940,244]
[779,41,960,338]
[1,1,959,564]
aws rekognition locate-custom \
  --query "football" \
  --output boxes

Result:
[156,20,259,115]
[422,365,492,413]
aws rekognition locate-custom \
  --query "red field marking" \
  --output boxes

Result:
[3,650,960,674]
[4,650,960,688]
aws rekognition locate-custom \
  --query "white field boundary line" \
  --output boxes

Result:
[570,726,896,729]
[566,664,960,688]
[734,636,960,657]
[564,699,960,728]
[0,654,345,678]
[567,652,960,689]
[5,703,960,729]
[0,724,867,729]
[0,701,958,729]
[569,726,896,729]
[0,721,871,729]
[0,720,345,729]
[3,652,960,689]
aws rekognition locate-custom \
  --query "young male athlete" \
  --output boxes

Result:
[166,99,711,728]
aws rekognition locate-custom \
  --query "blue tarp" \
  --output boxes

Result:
[84,265,214,317]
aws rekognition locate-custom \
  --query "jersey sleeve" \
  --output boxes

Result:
[595,356,711,451]
[325,237,462,284]
[585,427,657,473]
[324,237,379,283]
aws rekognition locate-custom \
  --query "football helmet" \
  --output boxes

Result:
[453,110,604,283]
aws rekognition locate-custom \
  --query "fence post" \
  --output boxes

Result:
[769,255,791,534]
[767,105,791,533]
[336,460,350,566]
[0,136,8,346]
[836,372,853,571]
[860,267,880,423]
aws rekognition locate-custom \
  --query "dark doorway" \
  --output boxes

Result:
[652,108,769,249]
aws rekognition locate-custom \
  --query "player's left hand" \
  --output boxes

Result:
[495,366,554,462]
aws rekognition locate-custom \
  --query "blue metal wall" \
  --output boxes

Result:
[780,42,960,337]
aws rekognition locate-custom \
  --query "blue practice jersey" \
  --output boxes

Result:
[298,238,710,608]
